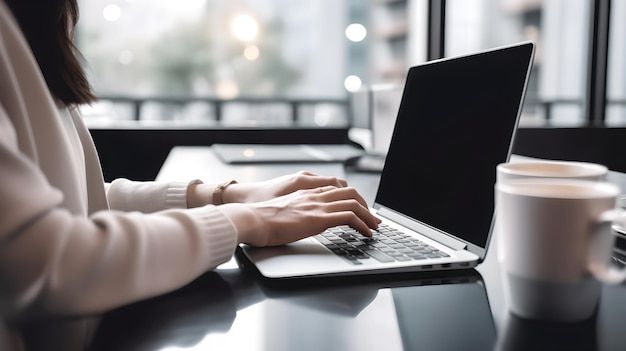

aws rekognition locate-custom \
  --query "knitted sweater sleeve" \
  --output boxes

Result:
[0,105,239,316]
[106,178,195,212]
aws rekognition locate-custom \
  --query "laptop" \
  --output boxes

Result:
[236,41,535,279]
[212,143,365,164]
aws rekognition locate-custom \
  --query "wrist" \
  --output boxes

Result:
[213,179,238,205]
[218,203,265,245]
[186,180,210,208]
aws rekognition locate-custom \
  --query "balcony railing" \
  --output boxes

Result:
[93,94,626,126]
[96,95,351,125]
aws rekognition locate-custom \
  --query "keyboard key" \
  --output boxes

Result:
[362,248,395,262]
[315,224,449,264]
[395,256,412,261]
[315,235,334,245]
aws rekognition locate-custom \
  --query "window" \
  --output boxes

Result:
[76,0,368,126]
[446,0,591,126]
[77,1,621,129]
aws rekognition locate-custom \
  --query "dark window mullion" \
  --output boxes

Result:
[427,0,446,60]
[585,0,611,124]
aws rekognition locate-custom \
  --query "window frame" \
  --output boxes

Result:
[429,0,613,125]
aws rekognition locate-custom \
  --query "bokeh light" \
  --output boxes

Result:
[103,4,122,22]
[345,23,367,42]
[215,80,240,99]
[243,45,260,60]
[344,75,362,92]
[231,14,259,42]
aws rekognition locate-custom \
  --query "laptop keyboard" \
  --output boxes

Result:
[313,224,450,265]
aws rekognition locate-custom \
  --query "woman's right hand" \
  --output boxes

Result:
[217,185,380,247]
[221,171,350,204]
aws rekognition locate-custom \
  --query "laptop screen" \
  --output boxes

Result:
[375,42,534,250]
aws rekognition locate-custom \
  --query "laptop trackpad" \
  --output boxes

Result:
[241,238,349,278]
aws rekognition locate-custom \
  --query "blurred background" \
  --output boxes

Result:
[76,0,626,127]
[75,0,626,182]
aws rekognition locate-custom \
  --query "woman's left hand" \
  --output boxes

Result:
[222,171,349,203]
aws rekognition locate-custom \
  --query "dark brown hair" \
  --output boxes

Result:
[5,0,97,105]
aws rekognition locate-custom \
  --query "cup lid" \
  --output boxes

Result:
[497,161,608,178]
[496,178,619,199]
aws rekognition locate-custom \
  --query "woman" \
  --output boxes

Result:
[0,0,379,349]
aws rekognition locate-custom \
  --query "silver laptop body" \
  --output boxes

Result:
[237,42,536,279]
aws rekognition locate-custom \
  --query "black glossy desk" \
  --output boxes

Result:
[91,146,626,351]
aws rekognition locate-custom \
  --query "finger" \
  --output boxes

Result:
[322,199,380,230]
[296,170,317,177]
[316,185,337,193]
[316,186,370,209]
[296,172,348,189]
[333,177,349,187]
[324,211,375,237]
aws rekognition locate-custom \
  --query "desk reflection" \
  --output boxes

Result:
[496,311,598,351]
[90,271,244,351]
[90,267,495,351]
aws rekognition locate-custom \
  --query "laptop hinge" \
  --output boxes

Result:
[377,207,468,251]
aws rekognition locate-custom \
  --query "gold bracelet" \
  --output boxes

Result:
[213,179,238,205]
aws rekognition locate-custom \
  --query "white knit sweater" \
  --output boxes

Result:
[0,0,239,320]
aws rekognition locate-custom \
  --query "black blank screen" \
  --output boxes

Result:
[375,42,534,249]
